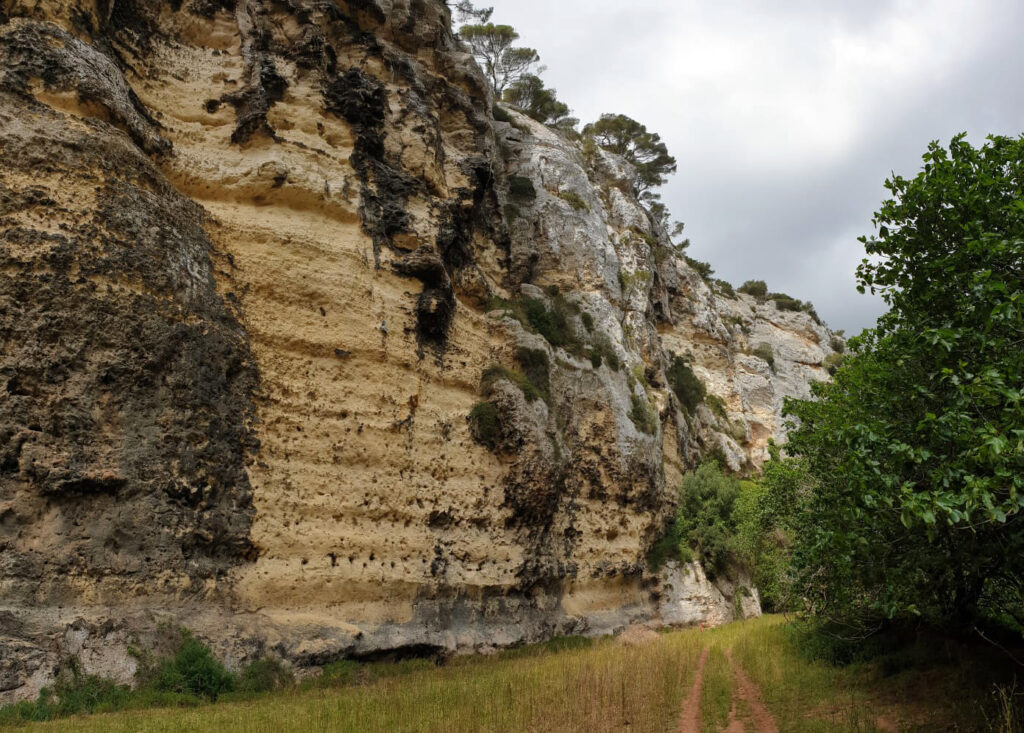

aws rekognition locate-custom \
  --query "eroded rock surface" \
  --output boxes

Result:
[0,0,838,700]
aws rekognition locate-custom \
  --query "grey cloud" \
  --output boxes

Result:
[485,0,1024,333]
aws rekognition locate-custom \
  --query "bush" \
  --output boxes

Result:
[146,631,235,701]
[515,347,550,403]
[666,354,705,414]
[830,335,845,353]
[589,337,620,372]
[738,280,768,299]
[705,393,729,421]
[823,352,844,375]
[468,401,502,449]
[492,104,513,124]
[684,256,714,280]
[237,658,293,695]
[481,364,544,403]
[752,343,775,371]
[523,296,584,354]
[508,175,536,200]
[580,311,594,332]
[557,190,589,212]
[767,292,803,311]
[676,462,742,579]
[645,520,690,571]
[713,279,735,298]
[629,393,658,435]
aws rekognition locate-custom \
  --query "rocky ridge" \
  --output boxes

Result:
[0,0,839,701]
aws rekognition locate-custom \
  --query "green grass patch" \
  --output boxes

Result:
[629,393,658,435]
[9,617,1022,733]
[480,365,544,403]
[699,647,732,732]
[705,393,729,422]
[556,190,589,212]
[751,343,775,372]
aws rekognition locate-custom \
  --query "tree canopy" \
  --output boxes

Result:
[502,74,576,128]
[458,23,539,96]
[782,134,1024,631]
[583,113,677,197]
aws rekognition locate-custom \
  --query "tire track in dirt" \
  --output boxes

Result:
[678,647,710,733]
[725,648,779,733]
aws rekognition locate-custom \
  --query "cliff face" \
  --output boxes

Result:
[0,0,839,700]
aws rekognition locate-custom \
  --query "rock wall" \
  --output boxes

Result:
[0,0,838,701]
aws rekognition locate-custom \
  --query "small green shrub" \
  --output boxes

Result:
[469,401,502,449]
[492,104,513,124]
[629,393,658,435]
[580,311,594,332]
[481,365,544,403]
[830,335,846,353]
[706,393,729,421]
[515,347,551,403]
[589,350,602,368]
[713,279,736,298]
[557,190,589,212]
[684,256,714,280]
[508,175,536,200]
[651,244,673,265]
[767,292,803,311]
[503,203,520,221]
[752,343,775,371]
[646,520,691,571]
[666,354,706,414]
[738,280,768,299]
[146,631,235,700]
[522,296,584,354]
[237,658,293,694]
[823,352,844,375]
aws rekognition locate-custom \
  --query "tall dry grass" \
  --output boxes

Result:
[15,632,702,733]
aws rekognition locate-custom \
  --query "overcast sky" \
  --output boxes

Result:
[483,0,1024,334]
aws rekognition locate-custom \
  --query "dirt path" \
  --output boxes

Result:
[725,649,779,733]
[678,647,710,733]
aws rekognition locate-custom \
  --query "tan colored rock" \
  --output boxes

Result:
[0,0,841,701]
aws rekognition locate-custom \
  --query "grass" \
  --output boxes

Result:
[8,617,1022,732]
[557,190,590,212]
[629,392,658,435]
[700,646,732,732]
[12,633,702,733]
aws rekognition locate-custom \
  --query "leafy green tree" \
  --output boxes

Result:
[676,462,741,579]
[784,134,1024,631]
[458,23,539,95]
[582,113,677,197]
[502,74,577,129]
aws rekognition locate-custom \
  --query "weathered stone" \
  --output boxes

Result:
[0,0,841,701]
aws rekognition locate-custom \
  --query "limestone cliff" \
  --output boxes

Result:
[0,0,840,700]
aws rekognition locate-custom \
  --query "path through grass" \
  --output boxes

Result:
[5,616,1019,732]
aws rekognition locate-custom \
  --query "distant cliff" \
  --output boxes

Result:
[0,0,840,701]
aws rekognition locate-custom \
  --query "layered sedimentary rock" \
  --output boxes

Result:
[0,0,840,700]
